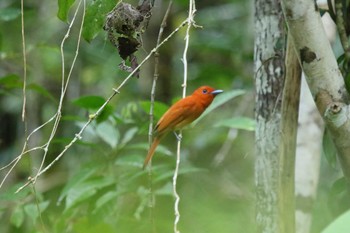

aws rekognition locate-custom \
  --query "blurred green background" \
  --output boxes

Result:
[0,0,346,232]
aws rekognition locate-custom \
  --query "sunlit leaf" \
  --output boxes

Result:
[214,117,255,131]
[322,209,350,233]
[96,121,119,148]
[193,89,245,125]
[57,0,76,22]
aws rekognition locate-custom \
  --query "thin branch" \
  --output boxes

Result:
[335,0,350,61]
[13,16,190,193]
[147,1,173,232]
[20,0,27,122]
[173,0,197,232]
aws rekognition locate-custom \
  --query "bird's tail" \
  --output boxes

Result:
[143,136,161,169]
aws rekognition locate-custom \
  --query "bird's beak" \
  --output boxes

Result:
[211,89,223,95]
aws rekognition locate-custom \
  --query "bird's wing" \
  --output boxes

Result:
[155,97,203,135]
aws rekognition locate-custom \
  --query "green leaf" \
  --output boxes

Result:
[27,83,56,102]
[115,154,143,167]
[57,0,76,22]
[193,89,245,125]
[322,209,350,233]
[83,0,115,42]
[214,117,255,131]
[10,206,24,228]
[139,101,170,120]
[65,177,114,210]
[0,183,31,201]
[96,121,119,148]
[72,95,106,109]
[95,191,118,210]
[153,166,207,183]
[58,166,98,204]
[23,201,50,225]
[155,182,173,196]
[0,8,21,21]
[120,127,138,145]
[0,74,22,89]
[322,129,338,168]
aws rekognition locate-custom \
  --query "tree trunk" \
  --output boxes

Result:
[281,0,350,179]
[278,35,301,233]
[254,0,286,232]
[295,76,323,233]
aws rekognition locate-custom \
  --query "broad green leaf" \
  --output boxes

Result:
[0,74,22,89]
[214,117,255,131]
[139,101,170,120]
[72,95,105,109]
[322,209,350,233]
[120,127,138,145]
[0,183,31,201]
[95,191,118,209]
[115,154,143,167]
[24,201,50,225]
[155,182,173,196]
[57,0,76,22]
[0,8,21,21]
[10,206,24,228]
[58,166,98,204]
[193,89,245,125]
[65,177,114,210]
[83,0,115,42]
[27,83,56,102]
[96,121,119,148]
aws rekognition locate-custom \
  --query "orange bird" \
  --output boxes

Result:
[143,86,223,169]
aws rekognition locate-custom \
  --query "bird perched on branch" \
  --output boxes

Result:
[143,86,223,169]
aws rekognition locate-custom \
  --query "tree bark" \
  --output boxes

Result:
[278,34,302,233]
[254,0,286,232]
[295,76,323,233]
[281,0,350,179]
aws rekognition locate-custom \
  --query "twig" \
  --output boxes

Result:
[335,0,350,61]
[33,0,86,185]
[173,1,197,232]
[13,16,190,193]
[20,0,27,122]
[147,1,173,232]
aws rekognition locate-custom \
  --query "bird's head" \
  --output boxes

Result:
[192,86,223,107]
[192,86,223,97]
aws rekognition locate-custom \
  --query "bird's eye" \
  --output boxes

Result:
[202,89,208,94]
